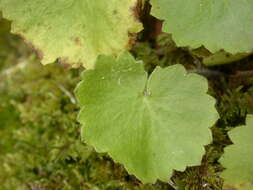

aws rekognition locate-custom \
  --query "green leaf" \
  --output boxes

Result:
[220,115,253,190]
[75,52,218,183]
[202,52,251,66]
[191,48,251,66]
[0,0,142,68]
[150,0,253,54]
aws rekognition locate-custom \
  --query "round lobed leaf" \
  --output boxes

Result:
[221,115,253,190]
[75,52,218,183]
[0,0,142,68]
[150,0,253,54]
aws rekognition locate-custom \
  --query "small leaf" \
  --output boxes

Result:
[220,115,253,190]
[191,48,251,66]
[0,0,142,68]
[150,0,253,54]
[75,52,218,183]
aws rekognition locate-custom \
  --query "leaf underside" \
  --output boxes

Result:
[75,52,218,183]
[221,115,253,190]
[150,0,253,54]
[0,0,142,68]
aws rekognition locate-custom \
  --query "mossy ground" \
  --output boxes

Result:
[1,14,253,190]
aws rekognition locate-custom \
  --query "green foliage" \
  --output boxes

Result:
[150,0,253,54]
[0,23,174,189]
[75,52,218,183]
[1,1,253,189]
[0,0,142,68]
[0,40,174,190]
[220,115,253,190]
[192,48,251,66]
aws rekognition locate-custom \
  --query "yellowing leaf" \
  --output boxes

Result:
[0,0,142,68]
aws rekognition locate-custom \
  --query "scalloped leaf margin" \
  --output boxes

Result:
[150,0,253,54]
[221,115,253,190]
[0,0,142,68]
[75,52,218,183]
